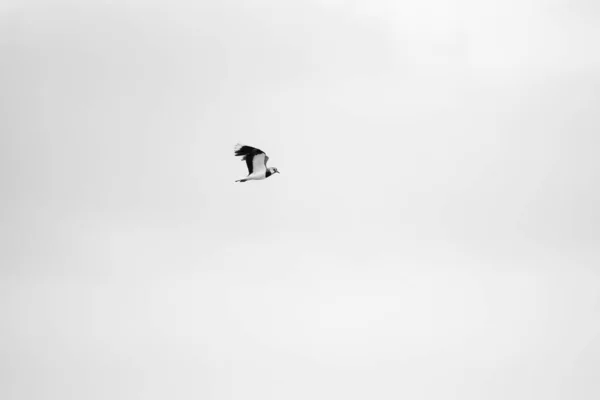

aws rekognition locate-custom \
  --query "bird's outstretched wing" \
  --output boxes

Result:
[234,144,268,175]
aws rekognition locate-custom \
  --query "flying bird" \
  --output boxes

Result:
[233,143,280,182]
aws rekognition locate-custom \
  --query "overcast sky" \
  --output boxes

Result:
[1,0,599,399]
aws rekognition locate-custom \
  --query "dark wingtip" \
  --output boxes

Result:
[234,144,252,158]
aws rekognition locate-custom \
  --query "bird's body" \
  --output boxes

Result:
[233,143,279,182]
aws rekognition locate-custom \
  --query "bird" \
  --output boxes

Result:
[233,143,280,182]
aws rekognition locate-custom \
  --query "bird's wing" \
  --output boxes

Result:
[234,144,267,175]
[251,153,267,175]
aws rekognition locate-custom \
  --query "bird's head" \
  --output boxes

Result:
[269,167,280,175]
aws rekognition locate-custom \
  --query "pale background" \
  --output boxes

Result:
[1,0,599,399]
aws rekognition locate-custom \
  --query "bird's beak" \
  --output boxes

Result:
[277,170,280,173]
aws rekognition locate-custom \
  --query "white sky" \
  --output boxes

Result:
[1,1,599,399]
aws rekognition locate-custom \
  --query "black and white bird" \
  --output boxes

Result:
[233,143,280,182]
